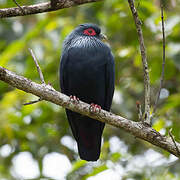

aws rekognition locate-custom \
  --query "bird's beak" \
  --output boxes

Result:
[100,33,108,42]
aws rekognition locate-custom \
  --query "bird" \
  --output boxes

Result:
[59,23,115,161]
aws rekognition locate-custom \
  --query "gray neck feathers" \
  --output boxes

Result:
[63,34,104,51]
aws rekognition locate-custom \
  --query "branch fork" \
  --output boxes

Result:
[128,0,151,124]
[23,48,47,105]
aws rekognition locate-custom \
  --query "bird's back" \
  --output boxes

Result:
[62,44,109,106]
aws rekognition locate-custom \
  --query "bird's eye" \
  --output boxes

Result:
[83,28,96,36]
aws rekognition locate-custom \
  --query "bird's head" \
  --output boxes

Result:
[72,23,107,41]
[63,23,108,50]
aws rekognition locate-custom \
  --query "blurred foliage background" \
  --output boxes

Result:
[0,0,180,179]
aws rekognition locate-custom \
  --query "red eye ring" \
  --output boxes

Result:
[83,28,96,36]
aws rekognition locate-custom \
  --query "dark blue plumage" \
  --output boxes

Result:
[59,23,115,161]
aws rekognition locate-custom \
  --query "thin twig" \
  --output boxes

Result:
[28,48,45,84]
[169,129,180,156]
[25,49,56,106]
[153,0,166,114]
[128,0,151,124]
[26,48,45,105]
[136,101,143,122]
[12,0,25,14]
[24,98,42,105]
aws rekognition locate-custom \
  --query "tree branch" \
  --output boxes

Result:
[0,66,180,158]
[0,0,103,18]
[128,0,151,124]
[28,48,45,84]
[169,129,180,156]
[153,1,166,114]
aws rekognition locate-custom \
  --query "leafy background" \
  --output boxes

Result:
[0,0,180,179]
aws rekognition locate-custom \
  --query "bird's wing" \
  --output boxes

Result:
[59,50,68,94]
[60,49,80,142]
[105,51,115,111]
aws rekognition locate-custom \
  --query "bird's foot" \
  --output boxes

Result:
[69,95,79,104]
[89,103,101,113]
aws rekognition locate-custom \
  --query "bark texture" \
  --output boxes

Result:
[0,0,103,18]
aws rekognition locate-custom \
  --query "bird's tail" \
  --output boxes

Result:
[77,128,102,161]
[66,110,104,161]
